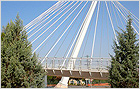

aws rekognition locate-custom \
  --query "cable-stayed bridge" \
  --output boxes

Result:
[24,1,139,88]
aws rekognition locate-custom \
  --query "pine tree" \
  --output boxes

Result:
[1,14,45,88]
[108,16,139,88]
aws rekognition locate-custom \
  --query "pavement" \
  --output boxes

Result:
[46,85,110,88]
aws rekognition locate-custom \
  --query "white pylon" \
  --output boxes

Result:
[55,1,98,88]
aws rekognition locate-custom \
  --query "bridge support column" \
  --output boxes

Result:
[44,75,47,88]
[55,77,69,88]
[55,1,98,88]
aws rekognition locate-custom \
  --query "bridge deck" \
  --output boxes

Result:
[44,68,109,80]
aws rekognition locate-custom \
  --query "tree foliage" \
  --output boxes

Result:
[47,76,61,84]
[108,16,139,88]
[1,14,45,88]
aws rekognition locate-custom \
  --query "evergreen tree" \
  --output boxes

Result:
[1,14,45,88]
[108,16,139,88]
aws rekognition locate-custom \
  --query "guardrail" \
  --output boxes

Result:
[39,57,111,70]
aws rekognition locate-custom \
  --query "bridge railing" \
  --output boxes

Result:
[40,57,111,71]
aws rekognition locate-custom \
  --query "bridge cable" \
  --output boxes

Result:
[111,1,139,35]
[24,1,63,31]
[113,1,139,34]
[111,1,125,30]
[113,2,127,24]
[41,1,84,63]
[44,1,86,62]
[105,1,119,46]
[32,1,79,54]
[110,1,119,27]
[44,1,86,67]
[27,1,72,39]
[24,1,61,29]
[105,2,110,68]
[81,3,97,58]
[62,2,91,68]
[53,2,84,57]
[65,2,94,69]
[111,1,129,27]
[27,1,70,35]
[106,5,110,56]
[113,2,129,31]
[116,1,139,22]
[27,1,73,39]
[25,2,65,32]
[61,1,92,68]
[91,1,101,58]
[63,2,90,57]
[99,1,104,70]
[46,2,84,67]
[37,5,76,55]
[33,2,81,54]
[31,3,77,49]
[41,1,82,57]
[30,2,79,47]
[115,2,139,29]
[80,2,97,70]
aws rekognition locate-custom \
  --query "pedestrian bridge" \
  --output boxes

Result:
[24,1,139,87]
[42,57,110,80]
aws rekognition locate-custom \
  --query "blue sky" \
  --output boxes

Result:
[1,1,139,27]
[1,1,139,59]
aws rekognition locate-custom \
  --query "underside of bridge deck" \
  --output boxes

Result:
[45,68,109,80]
